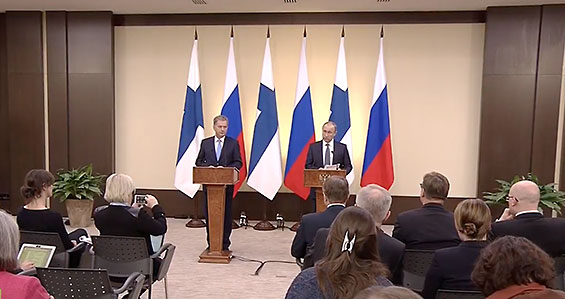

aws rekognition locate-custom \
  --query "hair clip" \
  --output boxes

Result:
[341,231,356,254]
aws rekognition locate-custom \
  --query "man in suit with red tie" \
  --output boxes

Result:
[196,115,242,251]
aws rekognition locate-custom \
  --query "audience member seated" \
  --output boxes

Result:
[94,173,167,280]
[291,176,349,260]
[422,198,491,299]
[304,184,405,285]
[0,209,52,299]
[286,207,392,299]
[392,171,460,250]
[490,180,565,257]
[472,236,565,299]
[354,286,422,299]
[16,169,88,268]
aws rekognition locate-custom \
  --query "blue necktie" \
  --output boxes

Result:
[216,139,222,161]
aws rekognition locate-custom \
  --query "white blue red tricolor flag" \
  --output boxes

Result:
[175,35,205,198]
[247,35,283,200]
[361,31,394,189]
[284,34,315,200]
[221,34,248,197]
[329,33,355,185]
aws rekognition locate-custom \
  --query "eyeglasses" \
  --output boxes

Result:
[507,195,519,202]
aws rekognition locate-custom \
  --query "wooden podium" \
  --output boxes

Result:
[304,169,346,213]
[193,166,239,264]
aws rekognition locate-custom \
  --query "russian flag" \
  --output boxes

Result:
[174,36,204,198]
[221,35,247,197]
[361,31,394,189]
[247,35,283,200]
[284,35,315,200]
[329,34,355,185]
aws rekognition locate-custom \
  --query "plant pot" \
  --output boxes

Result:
[65,199,93,228]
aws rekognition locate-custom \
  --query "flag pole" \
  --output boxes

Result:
[253,195,276,230]
[186,194,206,228]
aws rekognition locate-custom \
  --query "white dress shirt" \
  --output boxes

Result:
[321,140,335,166]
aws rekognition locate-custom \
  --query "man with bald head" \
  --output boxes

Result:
[491,180,565,257]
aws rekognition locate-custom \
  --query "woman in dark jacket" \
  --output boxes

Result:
[94,173,167,275]
[16,169,87,268]
[422,198,491,299]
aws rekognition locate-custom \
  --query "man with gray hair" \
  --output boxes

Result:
[303,184,405,284]
[491,180,565,257]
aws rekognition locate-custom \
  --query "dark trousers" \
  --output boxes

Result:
[68,228,88,268]
[203,185,233,250]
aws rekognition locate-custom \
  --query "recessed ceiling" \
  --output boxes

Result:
[1,0,564,14]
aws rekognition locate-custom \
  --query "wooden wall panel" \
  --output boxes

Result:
[478,6,541,195]
[46,11,68,214]
[66,12,114,209]
[5,12,45,212]
[532,5,565,185]
[0,14,10,211]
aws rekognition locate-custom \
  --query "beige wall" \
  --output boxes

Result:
[115,24,485,196]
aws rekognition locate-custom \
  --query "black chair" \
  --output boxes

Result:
[554,255,565,291]
[436,289,484,299]
[36,267,144,299]
[92,235,176,299]
[402,249,435,292]
[19,230,86,268]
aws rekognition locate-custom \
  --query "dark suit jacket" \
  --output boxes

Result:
[490,212,565,257]
[421,241,487,299]
[94,205,167,255]
[305,140,352,174]
[196,136,242,169]
[303,227,406,285]
[392,203,461,250]
[291,205,345,259]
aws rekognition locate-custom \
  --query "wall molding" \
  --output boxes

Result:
[113,11,486,26]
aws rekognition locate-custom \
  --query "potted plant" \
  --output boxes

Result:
[483,173,565,216]
[52,164,105,227]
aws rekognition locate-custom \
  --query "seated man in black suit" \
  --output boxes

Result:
[490,180,565,257]
[196,115,242,251]
[303,184,405,285]
[291,176,348,260]
[392,171,460,250]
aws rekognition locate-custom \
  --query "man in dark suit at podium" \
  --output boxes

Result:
[304,121,353,208]
[196,115,242,251]
[305,121,352,174]
[490,180,565,257]
[303,184,405,284]
[291,176,348,260]
[392,171,460,250]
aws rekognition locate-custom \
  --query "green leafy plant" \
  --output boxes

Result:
[483,173,565,215]
[52,165,105,202]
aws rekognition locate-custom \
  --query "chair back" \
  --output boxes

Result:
[402,249,435,291]
[19,230,68,267]
[436,289,484,299]
[554,255,565,291]
[156,244,176,281]
[92,235,152,278]
[36,267,115,299]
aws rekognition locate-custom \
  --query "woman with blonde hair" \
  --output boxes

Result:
[0,209,51,298]
[286,207,392,299]
[94,173,167,280]
[422,198,491,299]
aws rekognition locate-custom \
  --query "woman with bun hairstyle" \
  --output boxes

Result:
[16,169,88,268]
[421,199,491,299]
[286,206,392,299]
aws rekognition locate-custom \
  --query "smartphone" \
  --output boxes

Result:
[134,194,147,204]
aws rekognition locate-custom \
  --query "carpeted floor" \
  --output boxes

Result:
[76,218,395,299]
